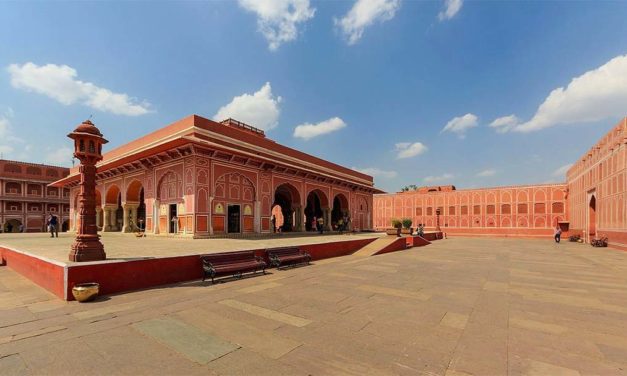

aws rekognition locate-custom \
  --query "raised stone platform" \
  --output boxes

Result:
[0,232,385,300]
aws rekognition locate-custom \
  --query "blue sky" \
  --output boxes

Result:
[1,0,627,192]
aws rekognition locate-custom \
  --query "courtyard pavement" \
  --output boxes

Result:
[0,232,382,264]
[1,237,627,375]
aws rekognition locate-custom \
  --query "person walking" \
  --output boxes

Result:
[554,226,562,243]
[48,213,59,238]
[317,216,324,234]
[271,214,276,233]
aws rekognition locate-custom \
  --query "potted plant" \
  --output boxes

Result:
[401,218,413,235]
[386,219,402,236]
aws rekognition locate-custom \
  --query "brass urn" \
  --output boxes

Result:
[72,282,100,302]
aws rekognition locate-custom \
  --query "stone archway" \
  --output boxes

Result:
[124,180,145,232]
[588,194,596,240]
[104,185,122,232]
[3,219,22,233]
[305,189,329,231]
[331,193,349,230]
[273,183,302,232]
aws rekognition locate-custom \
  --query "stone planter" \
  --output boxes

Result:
[386,228,401,237]
[72,282,100,302]
[401,228,413,235]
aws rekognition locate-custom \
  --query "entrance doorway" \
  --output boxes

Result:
[305,191,324,231]
[169,204,177,234]
[589,195,596,239]
[228,204,241,233]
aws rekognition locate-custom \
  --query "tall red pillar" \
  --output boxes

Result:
[68,120,108,262]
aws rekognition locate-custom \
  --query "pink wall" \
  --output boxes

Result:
[0,246,65,299]
[567,118,627,249]
[374,184,568,238]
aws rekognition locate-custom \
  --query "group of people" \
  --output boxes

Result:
[335,214,351,234]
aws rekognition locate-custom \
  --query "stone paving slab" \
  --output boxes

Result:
[1,237,627,375]
[132,317,240,364]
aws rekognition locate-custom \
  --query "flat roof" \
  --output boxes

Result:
[53,115,379,191]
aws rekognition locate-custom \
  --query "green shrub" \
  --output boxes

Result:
[401,218,413,229]
[391,219,402,229]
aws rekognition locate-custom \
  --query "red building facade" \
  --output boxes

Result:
[374,183,568,238]
[0,160,70,233]
[54,115,378,237]
[567,118,627,250]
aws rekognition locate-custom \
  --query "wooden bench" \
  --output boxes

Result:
[201,251,267,283]
[267,247,311,269]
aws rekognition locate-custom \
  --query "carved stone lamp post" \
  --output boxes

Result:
[435,208,441,232]
[68,120,108,262]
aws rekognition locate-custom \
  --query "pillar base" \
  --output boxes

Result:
[69,235,106,262]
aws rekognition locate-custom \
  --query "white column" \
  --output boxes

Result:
[103,208,111,232]
[122,205,130,232]
[153,200,160,234]
[253,200,261,233]
[209,196,214,235]
[95,207,102,229]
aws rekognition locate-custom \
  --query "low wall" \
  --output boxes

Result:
[406,236,431,247]
[374,237,407,256]
[442,228,553,238]
[2,237,379,301]
[0,246,66,299]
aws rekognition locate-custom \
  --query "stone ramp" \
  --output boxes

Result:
[352,236,405,257]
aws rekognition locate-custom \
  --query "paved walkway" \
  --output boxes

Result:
[0,232,382,264]
[1,237,627,375]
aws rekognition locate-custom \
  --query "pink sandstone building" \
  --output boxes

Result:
[53,115,379,237]
[0,160,70,232]
[374,118,627,250]
[567,118,627,250]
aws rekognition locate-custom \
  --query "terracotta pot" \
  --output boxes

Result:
[401,228,413,235]
[72,282,99,302]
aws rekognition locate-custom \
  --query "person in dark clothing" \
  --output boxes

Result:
[554,226,562,243]
[48,213,59,238]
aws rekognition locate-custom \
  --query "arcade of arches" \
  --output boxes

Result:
[60,115,377,237]
[1,159,70,233]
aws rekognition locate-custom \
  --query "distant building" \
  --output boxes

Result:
[375,183,568,238]
[53,115,380,237]
[0,160,70,233]
[375,117,627,250]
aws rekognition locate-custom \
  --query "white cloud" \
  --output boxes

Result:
[7,62,151,116]
[214,82,282,131]
[238,0,315,51]
[335,0,401,45]
[45,147,74,167]
[395,141,428,159]
[505,54,627,133]
[476,168,496,177]
[352,166,398,179]
[423,173,454,183]
[489,115,520,134]
[552,163,573,178]
[438,0,463,21]
[0,117,9,139]
[441,113,478,138]
[0,116,25,157]
[293,117,346,140]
